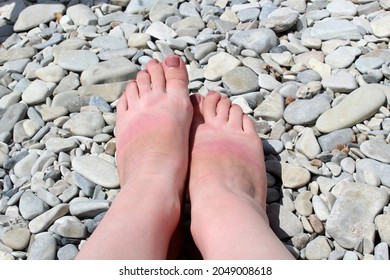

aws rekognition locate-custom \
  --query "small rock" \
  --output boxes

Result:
[305,236,332,260]
[27,233,57,260]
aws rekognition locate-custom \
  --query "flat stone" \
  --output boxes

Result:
[312,195,330,221]
[57,244,79,260]
[266,161,311,189]
[57,50,99,72]
[266,203,303,239]
[45,137,78,153]
[295,127,321,159]
[222,67,259,95]
[356,158,390,187]
[375,214,390,247]
[355,56,385,74]
[21,80,55,105]
[371,14,390,38]
[284,94,331,125]
[0,103,28,133]
[90,36,128,50]
[326,183,389,249]
[49,216,87,238]
[125,0,158,13]
[316,84,387,133]
[254,92,284,121]
[72,155,119,189]
[326,0,357,16]
[69,200,110,218]
[324,46,359,69]
[19,191,49,220]
[13,4,66,32]
[305,236,332,260]
[127,33,151,48]
[149,0,180,22]
[311,18,362,40]
[374,242,389,260]
[13,151,39,178]
[204,52,241,81]
[360,139,390,164]
[27,233,57,260]
[321,71,358,93]
[318,128,354,152]
[66,4,98,26]
[258,74,281,91]
[28,204,69,234]
[0,47,37,66]
[1,228,30,250]
[78,81,128,102]
[35,65,66,83]
[145,21,177,40]
[230,28,279,55]
[80,57,138,86]
[295,191,313,216]
[259,7,299,33]
[63,111,105,137]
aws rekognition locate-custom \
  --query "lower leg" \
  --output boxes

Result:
[189,92,294,259]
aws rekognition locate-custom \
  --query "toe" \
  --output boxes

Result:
[243,115,257,134]
[228,104,244,130]
[136,70,151,97]
[117,90,128,115]
[146,59,166,93]
[202,91,221,121]
[162,55,189,96]
[216,96,231,123]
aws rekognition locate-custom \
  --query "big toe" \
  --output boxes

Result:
[162,55,189,95]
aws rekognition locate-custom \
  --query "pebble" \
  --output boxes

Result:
[28,203,69,234]
[57,244,79,260]
[69,200,110,219]
[316,85,387,133]
[321,71,358,93]
[326,183,389,249]
[317,128,354,152]
[57,50,99,72]
[254,92,284,121]
[1,227,30,250]
[66,4,98,26]
[204,52,241,81]
[222,67,259,95]
[305,236,332,260]
[49,216,86,238]
[72,156,120,189]
[356,159,390,187]
[375,214,390,247]
[230,28,278,55]
[295,127,321,159]
[310,18,362,40]
[63,111,105,137]
[266,161,311,189]
[360,139,390,164]
[266,203,303,239]
[27,233,57,260]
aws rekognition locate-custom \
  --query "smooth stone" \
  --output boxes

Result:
[149,0,180,22]
[360,139,390,163]
[321,71,358,93]
[2,58,29,73]
[171,16,205,30]
[284,94,331,125]
[0,47,37,65]
[45,137,78,153]
[204,52,241,81]
[36,187,61,207]
[340,157,355,174]
[35,65,65,83]
[311,18,362,40]
[57,50,99,72]
[266,161,311,189]
[318,128,353,152]
[266,203,303,239]
[97,11,143,26]
[258,74,281,91]
[13,151,39,178]
[72,155,119,189]
[80,57,138,86]
[193,42,217,60]
[145,21,177,40]
[57,244,78,260]
[222,67,259,95]
[230,28,278,54]
[312,195,330,221]
[374,242,389,260]
[49,216,87,238]
[98,48,138,61]
[295,127,321,159]
[262,139,284,155]
[1,228,30,250]
[356,158,390,187]
[324,46,359,69]
[54,72,80,94]
[21,79,55,105]
[254,91,284,121]
[66,4,98,26]
[63,111,105,137]
[90,36,128,50]
[371,14,390,38]
[28,204,69,234]
[27,233,57,260]
[326,0,357,16]
[69,200,110,218]
[127,33,151,48]
[296,81,322,99]
[13,4,66,32]
[316,84,387,133]
[305,236,332,260]
[19,191,49,220]
[259,7,299,33]
[326,183,389,249]
[295,191,313,216]
[375,214,390,246]
[0,102,28,133]
[355,56,385,74]
[125,0,158,13]
[79,82,127,103]
[38,105,68,122]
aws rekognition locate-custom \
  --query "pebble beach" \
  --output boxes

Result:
[0,0,390,260]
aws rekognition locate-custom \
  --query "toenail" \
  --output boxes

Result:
[165,55,180,67]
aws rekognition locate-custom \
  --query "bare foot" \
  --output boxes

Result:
[76,55,192,259]
[189,91,293,259]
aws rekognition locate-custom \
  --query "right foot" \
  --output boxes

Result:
[189,91,293,259]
